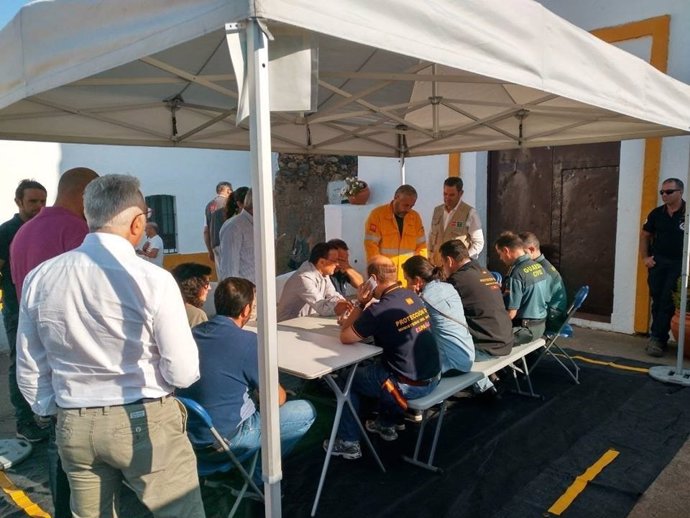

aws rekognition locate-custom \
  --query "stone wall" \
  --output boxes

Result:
[274,153,357,273]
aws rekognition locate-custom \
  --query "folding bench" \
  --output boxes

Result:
[403,338,545,472]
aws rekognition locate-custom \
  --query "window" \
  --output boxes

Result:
[145,194,178,253]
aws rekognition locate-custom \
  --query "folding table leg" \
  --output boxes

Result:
[312,365,386,517]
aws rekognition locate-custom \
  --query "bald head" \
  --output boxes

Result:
[367,255,398,286]
[56,167,99,216]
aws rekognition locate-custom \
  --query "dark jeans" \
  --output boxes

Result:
[648,255,682,343]
[2,306,33,424]
[49,420,72,518]
[337,363,439,442]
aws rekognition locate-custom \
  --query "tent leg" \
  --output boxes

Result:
[247,18,283,518]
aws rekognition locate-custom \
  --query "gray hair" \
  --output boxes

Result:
[84,174,145,231]
[146,221,159,232]
[243,188,253,210]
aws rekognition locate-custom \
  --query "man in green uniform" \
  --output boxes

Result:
[519,231,568,333]
[495,232,550,343]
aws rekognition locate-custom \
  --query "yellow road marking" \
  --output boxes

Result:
[548,448,620,516]
[0,471,52,517]
[570,354,649,374]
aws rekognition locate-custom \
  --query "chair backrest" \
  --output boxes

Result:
[177,396,214,429]
[276,270,296,301]
[569,285,590,313]
[553,285,589,336]
[490,270,502,284]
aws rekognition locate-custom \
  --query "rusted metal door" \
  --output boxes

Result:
[487,142,620,321]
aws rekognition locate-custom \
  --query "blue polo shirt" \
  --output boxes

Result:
[177,316,259,446]
[353,286,440,381]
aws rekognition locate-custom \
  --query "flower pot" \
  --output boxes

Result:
[347,184,370,205]
[670,309,690,359]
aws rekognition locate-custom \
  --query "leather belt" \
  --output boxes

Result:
[514,318,545,327]
[395,372,441,387]
[124,394,172,407]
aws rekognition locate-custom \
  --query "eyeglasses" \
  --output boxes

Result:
[660,189,681,195]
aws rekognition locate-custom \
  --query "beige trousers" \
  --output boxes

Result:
[56,396,205,518]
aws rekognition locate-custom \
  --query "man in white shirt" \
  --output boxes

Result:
[218,188,254,282]
[17,174,204,518]
[136,221,165,267]
[277,242,352,322]
[428,177,484,264]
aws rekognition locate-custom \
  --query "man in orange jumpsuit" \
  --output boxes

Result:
[364,184,427,285]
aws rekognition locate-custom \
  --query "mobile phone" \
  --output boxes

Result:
[364,274,377,292]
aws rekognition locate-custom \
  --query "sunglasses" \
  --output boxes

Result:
[660,189,680,195]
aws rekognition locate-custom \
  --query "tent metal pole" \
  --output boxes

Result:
[650,141,690,386]
[400,153,406,184]
[247,18,283,516]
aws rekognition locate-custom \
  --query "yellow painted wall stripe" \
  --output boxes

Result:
[548,448,620,516]
[0,471,51,518]
[448,152,461,177]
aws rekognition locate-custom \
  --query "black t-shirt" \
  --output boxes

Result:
[353,286,440,380]
[446,260,514,356]
[642,201,685,260]
[0,214,24,311]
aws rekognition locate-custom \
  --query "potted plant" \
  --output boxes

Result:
[670,277,690,359]
[341,177,370,205]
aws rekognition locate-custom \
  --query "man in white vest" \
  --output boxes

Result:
[428,177,484,265]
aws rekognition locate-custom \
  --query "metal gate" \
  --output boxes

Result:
[487,142,620,321]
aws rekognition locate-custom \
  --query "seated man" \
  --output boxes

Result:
[327,238,364,297]
[178,277,316,489]
[330,256,441,459]
[439,239,514,357]
[519,231,568,332]
[277,241,352,322]
[494,232,550,343]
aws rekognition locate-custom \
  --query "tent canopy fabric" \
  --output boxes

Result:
[1,0,689,157]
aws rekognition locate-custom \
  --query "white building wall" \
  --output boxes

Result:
[0,141,61,222]
[59,144,252,253]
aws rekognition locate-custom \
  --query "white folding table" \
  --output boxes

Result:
[250,317,385,516]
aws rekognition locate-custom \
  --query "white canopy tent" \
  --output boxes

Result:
[2,0,690,516]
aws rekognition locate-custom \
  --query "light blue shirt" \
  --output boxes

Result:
[421,280,475,373]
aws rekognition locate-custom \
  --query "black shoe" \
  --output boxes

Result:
[16,421,49,443]
[646,338,667,358]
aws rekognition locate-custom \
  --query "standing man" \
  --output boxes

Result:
[17,175,204,518]
[327,238,364,297]
[136,221,165,267]
[495,232,550,343]
[203,180,232,274]
[10,167,98,518]
[330,256,441,458]
[429,177,484,265]
[0,179,47,442]
[439,239,514,357]
[218,188,254,282]
[519,231,568,333]
[640,178,686,357]
[364,184,427,284]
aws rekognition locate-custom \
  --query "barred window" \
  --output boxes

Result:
[145,194,178,253]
